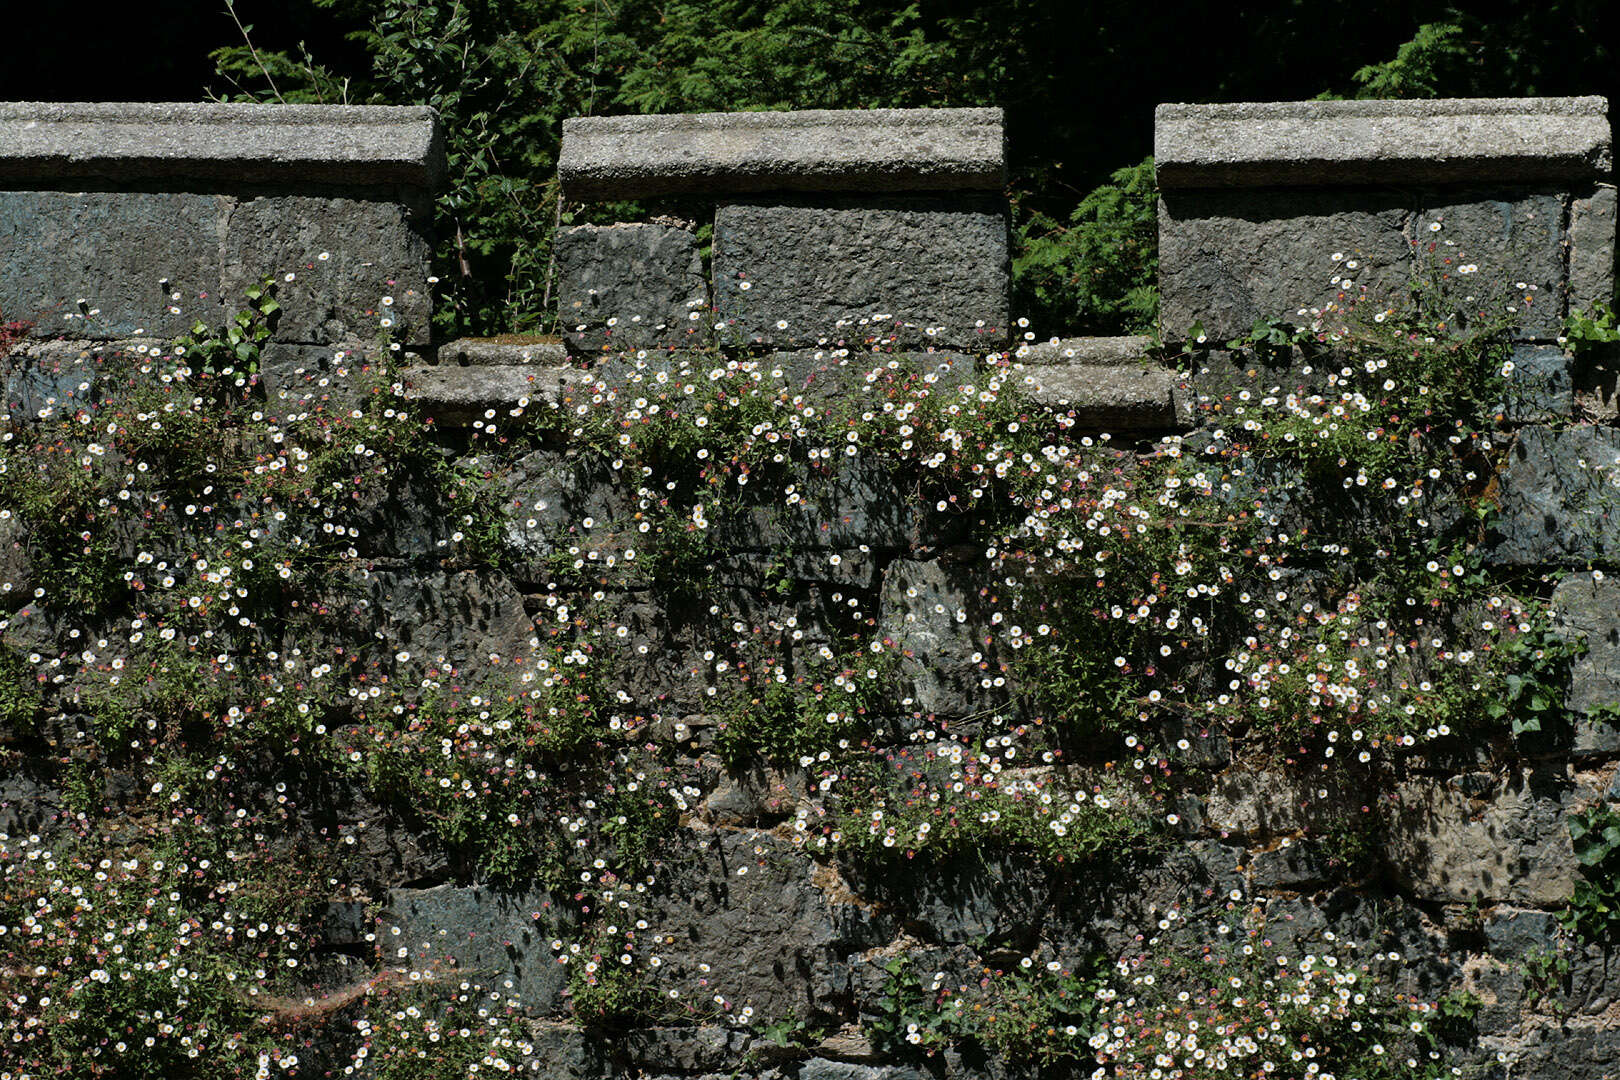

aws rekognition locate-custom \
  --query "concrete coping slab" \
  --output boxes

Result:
[558,107,1005,199]
[1155,96,1611,189]
[1012,335,1155,366]
[0,102,445,189]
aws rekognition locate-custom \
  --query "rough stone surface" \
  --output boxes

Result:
[307,569,539,688]
[1487,425,1620,566]
[1420,192,1566,338]
[1155,97,1612,188]
[1551,572,1620,723]
[403,364,584,424]
[1569,184,1617,313]
[0,190,222,339]
[1501,344,1574,421]
[559,108,1004,199]
[1384,770,1581,905]
[0,102,444,187]
[879,557,1005,718]
[257,341,379,413]
[556,223,708,354]
[222,195,432,345]
[384,885,572,1014]
[1158,189,1413,342]
[1009,360,1189,430]
[642,830,877,1016]
[1012,335,1154,366]
[713,196,1009,350]
[439,338,568,366]
[2,338,105,419]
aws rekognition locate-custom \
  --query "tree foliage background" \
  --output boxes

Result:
[4,0,1615,337]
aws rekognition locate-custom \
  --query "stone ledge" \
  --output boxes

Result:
[1155,96,1611,188]
[1011,360,1191,431]
[1013,335,1154,366]
[0,102,445,188]
[559,108,1005,199]
[438,338,569,366]
[402,363,586,425]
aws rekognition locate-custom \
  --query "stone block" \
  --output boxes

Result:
[300,569,539,688]
[558,107,1004,200]
[1569,184,1617,312]
[256,341,379,413]
[1158,189,1413,342]
[0,190,222,339]
[0,102,443,187]
[555,223,708,354]
[1383,770,1580,905]
[1009,360,1189,431]
[384,885,572,1014]
[439,337,568,366]
[2,339,104,419]
[1486,425,1620,566]
[402,363,581,426]
[713,196,1009,350]
[1500,344,1574,421]
[1419,192,1566,338]
[222,195,432,346]
[640,830,874,1016]
[878,557,1004,718]
[1551,572,1620,721]
[1155,97,1611,189]
[1013,335,1154,365]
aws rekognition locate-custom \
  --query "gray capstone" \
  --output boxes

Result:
[439,338,569,366]
[222,195,432,346]
[1569,184,1617,314]
[558,107,1005,200]
[384,884,573,1015]
[1158,189,1413,343]
[1155,97,1612,189]
[713,196,1009,350]
[0,190,223,340]
[1487,425,1620,566]
[555,223,708,354]
[0,101,445,188]
[1012,335,1154,365]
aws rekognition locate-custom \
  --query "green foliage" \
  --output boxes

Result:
[1350,21,1472,99]
[868,956,954,1057]
[173,275,280,377]
[1013,156,1158,336]
[1563,805,1620,944]
[1564,300,1620,356]
[1484,618,1581,737]
[1521,945,1572,1015]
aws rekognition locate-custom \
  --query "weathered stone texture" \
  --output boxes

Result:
[385,885,573,1014]
[1010,360,1189,430]
[556,223,708,354]
[0,102,444,187]
[1421,192,1566,338]
[713,197,1009,350]
[1158,189,1412,342]
[403,363,580,425]
[1155,97,1612,188]
[1501,343,1574,421]
[1488,425,1620,566]
[223,195,431,345]
[1551,572,1620,737]
[559,108,1005,200]
[879,558,1004,718]
[1569,184,1617,313]
[1384,771,1582,905]
[0,190,222,339]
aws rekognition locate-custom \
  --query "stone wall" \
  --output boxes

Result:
[3,99,1620,1080]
